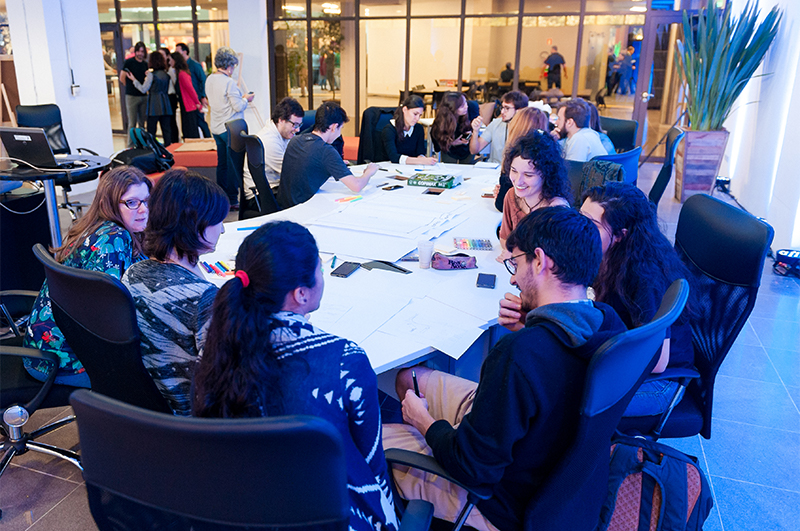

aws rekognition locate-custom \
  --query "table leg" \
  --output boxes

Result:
[43,180,62,248]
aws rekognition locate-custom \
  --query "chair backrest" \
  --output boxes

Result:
[674,194,773,438]
[357,106,395,164]
[598,116,637,153]
[524,280,690,531]
[226,119,249,211]
[592,146,642,185]
[242,134,280,218]
[567,160,624,206]
[70,389,349,530]
[32,244,172,414]
[648,127,685,206]
[16,104,71,155]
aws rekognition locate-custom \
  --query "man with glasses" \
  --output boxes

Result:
[383,207,625,531]
[469,90,528,164]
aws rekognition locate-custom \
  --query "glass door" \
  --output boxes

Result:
[100,24,125,133]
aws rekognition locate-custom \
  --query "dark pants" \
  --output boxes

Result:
[547,74,561,90]
[213,132,238,205]
[197,112,211,138]
[181,108,200,139]
[147,115,172,147]
[168,94,180,144]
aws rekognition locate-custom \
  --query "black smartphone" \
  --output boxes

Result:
[331,261,360,278]
[476,273,496,289]
[382,185,403,191]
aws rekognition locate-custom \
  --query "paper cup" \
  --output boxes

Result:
[418,240,434,269]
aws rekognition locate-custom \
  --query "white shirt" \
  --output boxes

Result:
[205,72,248,135]
[242,120,288,199]
[389,119,415,165]
[563,127,609,162]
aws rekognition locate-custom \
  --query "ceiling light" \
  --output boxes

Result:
[630,6,647,12]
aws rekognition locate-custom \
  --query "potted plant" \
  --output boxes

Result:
[673,0,781,202]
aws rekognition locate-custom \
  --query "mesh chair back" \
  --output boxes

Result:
[524,280,689,531]
[598,116,637,153]
[671,194,773,438]
[16,104,71,155]
[591,146,642,185]
[241,134,280,218]
[648,127,685,206]
[33,244,172,414]
[71,389,349,530]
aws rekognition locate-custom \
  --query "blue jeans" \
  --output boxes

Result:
[213,132,238,205]
[623,379,683,417]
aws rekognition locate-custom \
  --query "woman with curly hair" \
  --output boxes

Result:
[430,91,479,163]
[193,221,398,531]
[24,166,151,387]
[497,130,572,261]
[495,106,551,211]
[580,182,693,416]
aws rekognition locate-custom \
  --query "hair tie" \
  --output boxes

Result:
[235,270,250,288]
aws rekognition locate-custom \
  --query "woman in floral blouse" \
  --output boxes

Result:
[23,166,152,387]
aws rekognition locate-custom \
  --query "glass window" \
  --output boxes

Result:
[158,0,193,22]
[409,18,461,91]
[158,23,194,53]
[311,0,356,18]
[119,0,154,23]
[466,0,518,16]
[361,0,406,18]
[197,22,229,73]
[121,24,157,56]
[524,0,580,13]
[98,0,116,23]
[273,20,311,110]
[196,0,229,21]
[411,0,461,17]
[274,0,307,19]
[311,20,356,136]
[359,18,407,113]
[519,16,578,95]
[585,0,648,13]
[463,17,518,87]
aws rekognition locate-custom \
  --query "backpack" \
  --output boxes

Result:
[773,249,800,277]
[599,436,713,531]
[129,128,174,172]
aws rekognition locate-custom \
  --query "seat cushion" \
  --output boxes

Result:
[166,143,218,167]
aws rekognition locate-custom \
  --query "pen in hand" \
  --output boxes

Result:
[412,370,420,397]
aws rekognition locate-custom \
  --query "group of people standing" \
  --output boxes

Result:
[119,41,211,148]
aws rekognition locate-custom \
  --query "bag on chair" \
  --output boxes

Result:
[129,128,174,172]
[599,436,713,531]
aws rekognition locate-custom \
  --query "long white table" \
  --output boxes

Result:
[200,162,508,373]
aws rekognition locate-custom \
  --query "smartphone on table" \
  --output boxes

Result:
[331,261,360,278]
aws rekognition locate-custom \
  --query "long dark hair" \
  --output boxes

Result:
[431,92,469,153]
[395,95,424,137]
[582,182,691,327]
[504,130,572,205]
[193,221,320,418]
[54,166,151,262]
[171,51,189,73]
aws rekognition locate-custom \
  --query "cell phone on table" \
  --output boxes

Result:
[331,261,360,278]
[382,184,403,191]
[476,273,496,289]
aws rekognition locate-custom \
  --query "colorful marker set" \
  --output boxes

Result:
[201,260,235,277]
[453,238,493,251]
[335,195,363,203]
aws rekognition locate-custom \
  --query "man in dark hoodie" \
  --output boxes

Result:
[383,207,626,531]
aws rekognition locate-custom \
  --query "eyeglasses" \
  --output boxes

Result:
[501,105,515,111]
[120,198,148,210]
[503,253,527,275]
[290,120,303,130]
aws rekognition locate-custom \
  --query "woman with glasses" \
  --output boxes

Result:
[381,95,437,165]
[497,131,571,262]
[193,221,398,531]
[122,168,229,416]
[23,166,152,387]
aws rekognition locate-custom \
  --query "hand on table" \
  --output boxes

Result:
[499,292,525,332]
[418,156,438,165]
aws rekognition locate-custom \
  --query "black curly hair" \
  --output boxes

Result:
[504,130,572,205]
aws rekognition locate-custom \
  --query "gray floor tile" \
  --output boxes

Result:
[733,320,762,347]
[717,343,781,384]
[711,476,800,531]
[760,269,800,297]
[786,386,800,411]
[701,419,800,492]
[749,317,800,352]
[766,347,800,388]
[26,484,98,531]
[0,466,79,531]
[750,291,800,322]
[711,375,800,432]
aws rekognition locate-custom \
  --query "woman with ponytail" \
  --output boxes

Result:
[193,221,398,531]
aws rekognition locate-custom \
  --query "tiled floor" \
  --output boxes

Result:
[2,163,798,530]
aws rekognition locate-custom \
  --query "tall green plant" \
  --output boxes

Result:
[675,0,781,131]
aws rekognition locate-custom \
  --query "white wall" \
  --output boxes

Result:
[724,0,800,248]
[228,0,270,132]
[7,0,114,195]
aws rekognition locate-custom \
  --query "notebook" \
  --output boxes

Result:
[0,126,79,170]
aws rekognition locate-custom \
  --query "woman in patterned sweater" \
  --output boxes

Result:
[193,221,398,531]
[24,166,151,387]
[122,168,229,416]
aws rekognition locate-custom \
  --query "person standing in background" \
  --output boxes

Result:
[500,62,514,83]
[176,42,212,138]
[543,46,568,90]
[172,51,203,140]
[119,42,148,147]
[159,47,180,144]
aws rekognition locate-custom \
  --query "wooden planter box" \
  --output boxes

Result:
[674,128,729,203]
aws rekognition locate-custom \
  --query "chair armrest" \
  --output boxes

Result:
[0,345,59,413]
[0,290,39,337]
[385,448,492,501]
[399,500,434,531]
[76,147,99,156]
[0,289,39,301]
[644,367,700,383]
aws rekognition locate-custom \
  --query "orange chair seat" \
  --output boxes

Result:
[166,143,218,167]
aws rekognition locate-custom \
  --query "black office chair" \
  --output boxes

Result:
[33,244,173,414]
[598,116,638,153]
[648,127,686,208]
[357,106,395,164]
[592,146,642,186]
[225,119,249,219]
[16,104,100,219]
[387,279,690,531]
[618,195,773,440]
[241,133,281,219]
[71,390,433,531]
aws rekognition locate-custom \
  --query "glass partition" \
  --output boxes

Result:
[197,22,229,73]
[273,20,311,111]
[519,16,579,96]
[119,0,154,23]
[360,18,407,111]
[409,18,461,92]
[157,0,192,22]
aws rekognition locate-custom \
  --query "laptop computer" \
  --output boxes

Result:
[0,126,78,170]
